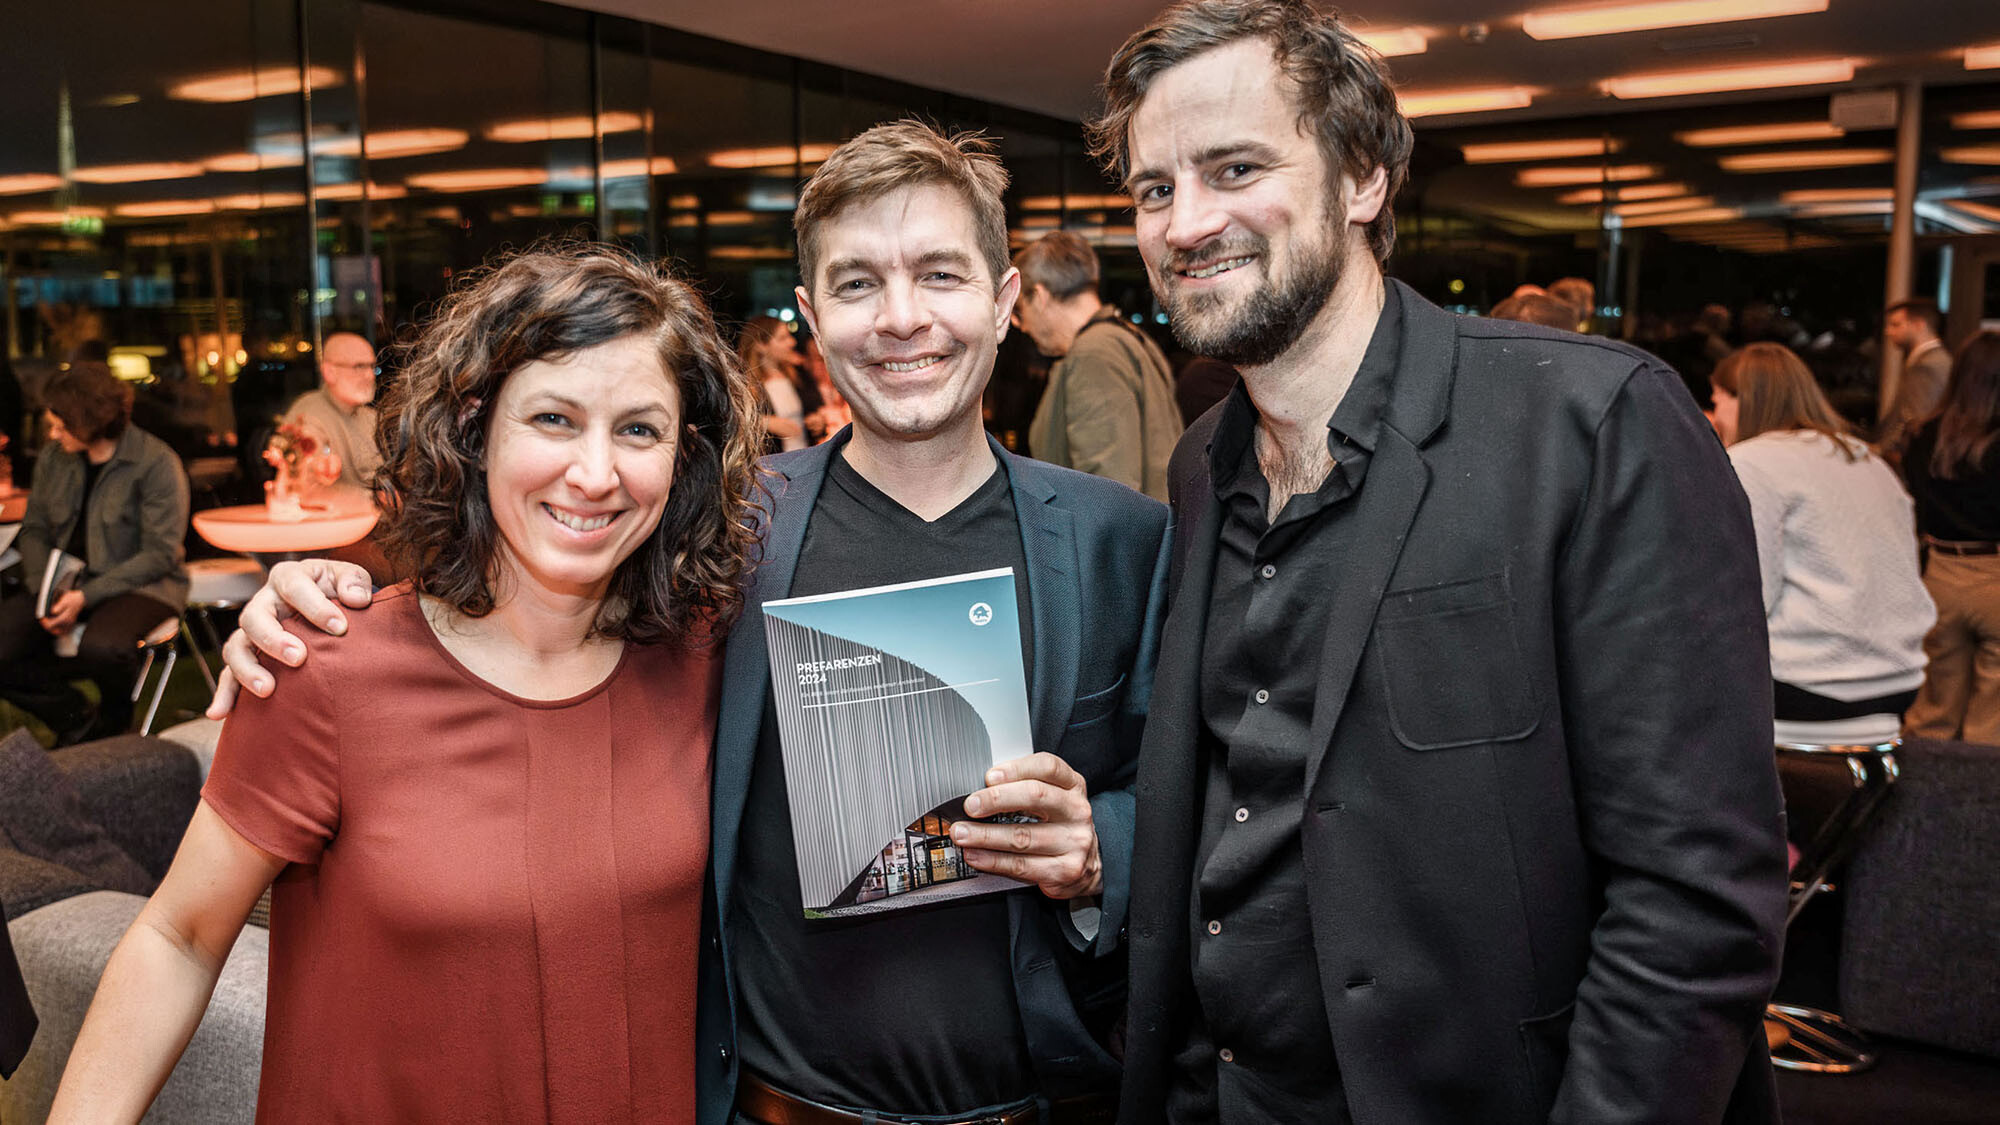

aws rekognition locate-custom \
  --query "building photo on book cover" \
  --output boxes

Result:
[761,567,1036,919]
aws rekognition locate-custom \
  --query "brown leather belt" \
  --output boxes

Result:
[1925,537,2000,557]
[736,1074,1116,1125]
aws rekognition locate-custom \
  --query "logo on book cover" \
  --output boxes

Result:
[968,602,993,627]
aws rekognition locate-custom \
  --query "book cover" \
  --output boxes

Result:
[762,567,1034,919]
[35,548,85,619]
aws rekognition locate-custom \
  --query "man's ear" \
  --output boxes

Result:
[994,267,1023,340]
[795,285,820,339]
[1346,164,1389,225]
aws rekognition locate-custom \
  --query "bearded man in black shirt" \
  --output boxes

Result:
[1093,2,1790,1123]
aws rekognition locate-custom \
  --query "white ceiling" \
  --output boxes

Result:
[569,1,2000,124]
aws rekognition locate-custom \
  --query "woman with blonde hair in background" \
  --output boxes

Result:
[1901,332,2000,744]
[1710,342,1934,742]
[739,313,814,452]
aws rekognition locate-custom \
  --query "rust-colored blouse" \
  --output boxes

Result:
[204,585,715,1123]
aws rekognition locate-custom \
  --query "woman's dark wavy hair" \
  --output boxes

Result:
[373,243,763,647]
[1929,331,2000,480]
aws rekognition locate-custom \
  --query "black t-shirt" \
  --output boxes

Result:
[1903,422,2000,542]
[64,458,106,562]
[731,448,1041,1115]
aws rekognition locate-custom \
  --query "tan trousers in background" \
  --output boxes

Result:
[1905,551,2000,746]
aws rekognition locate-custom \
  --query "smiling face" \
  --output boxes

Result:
[796,183,1019,447]
[1125,38,1380,369]
[483,333,682,604]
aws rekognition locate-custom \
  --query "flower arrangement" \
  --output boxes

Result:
[262,420,343,521]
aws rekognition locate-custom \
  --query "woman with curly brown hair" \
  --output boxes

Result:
[51,246,763,1122]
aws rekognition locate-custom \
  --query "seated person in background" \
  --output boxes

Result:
[1711,342,1935,740]
[1901,332,2000,745]
[1489,291,1580,330]
[48,246,763,1122]
[286,331,381,492]
[0,363,188,744]
[1013,230,1182,500]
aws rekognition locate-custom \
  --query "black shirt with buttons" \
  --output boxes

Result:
[1166,285,1403,1123]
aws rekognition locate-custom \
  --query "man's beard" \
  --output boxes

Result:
[1157,204,1345,368]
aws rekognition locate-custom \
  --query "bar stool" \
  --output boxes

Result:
[130,615,183,736]
[181,558,268,693]
[1767,717,1901,1074]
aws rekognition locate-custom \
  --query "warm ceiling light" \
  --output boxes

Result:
[1953,110,2000,131]
[702,210,756,226]
[1599,57,1855,100]
[1612,195,1714,216]
[1791,201,1893,217]
[1515,163,1661,187]
[1018,193,1133,211]
[214,192,307,210]
[0,174,63,195]
[1556,181,1688,204]
[1615,205,1743,227]
[706,143,840,169]
[1352,27,1427,56]
[73,161,207,184]
[1524,0,1826,40]
[11,207,106,224]
[1968,45,2000,70]
[1461,138,1620,163]
[115,200,216,218]
[1675,121,1845,146]
[363,128,471,159]
[317,182,409,201]
[484,112,643,143]
[1941,145,2000,165]
[1778,187,1892,204]
[1399,86,1536,118]
[1948,198,2000,222]
[168,65,342,103]
[203,150,304,173]
[667,193,700,209]
[1717,148,1893,172]
[405,168,549,192]
[707,246,797,261]
[599,156,680,178]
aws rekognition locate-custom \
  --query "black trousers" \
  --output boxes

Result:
[0,590,177,737]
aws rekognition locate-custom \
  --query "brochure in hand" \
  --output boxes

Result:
[761,567,1035,919]
[35,548,85,619]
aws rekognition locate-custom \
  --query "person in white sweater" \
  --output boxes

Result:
[1712,343,1935,739]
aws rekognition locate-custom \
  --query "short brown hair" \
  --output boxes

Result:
[374,244,763,646]
[1013,230,1101,302]
[794,120,1011,294]
[1088,0,1413,265]
[1712,342,1859,460]
[1489,293,1578,331]
[1886,297,1942,338]
[43,361,133,444]
[1547,277,1594,319]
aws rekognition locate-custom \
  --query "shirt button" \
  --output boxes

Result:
[1234,806,1250,822]
[1254,689,1270,705]
[1206,919,1223,936]
[1259,563,1276,579]
[1218,1047,1235,1063]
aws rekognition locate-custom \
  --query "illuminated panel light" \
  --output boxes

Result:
[203,151,303,173]
[318,182,408,201]
[1524,0,1826,40]
[1616,206,1743,227]
[1461,138,1619,163]
[708,246,797,261]
[1717,148,1893,172]
[0,174,63,195]
[703,210,756,226]
[1953,110,2000,130]
[11,208,106,224]
[1792,201,1893,217]
[667,193,700,209]
[1515,163,1660,187]
[1969,45,2000,70]
[1556,181,1687,204]
[1352,27,1427,56]
[1612,195,1714,216]
[169,65,342,103]
[364,128,471,159]
[1018,193,1133,211]
[1675,121,1844,146]
[73,162,206,184]
[1778,188,1891,204]
[1599,58,1855,100]
[484,112,644,143]
[406,168,549,192]
[115,200,216,218]
[1941,146,2000,165]
[707,143,840,169]
[599,156,680,179]
[214,192,307,210]
[1948,198,2000,222]
[1400,86,1535,118]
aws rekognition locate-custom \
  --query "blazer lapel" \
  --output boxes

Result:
[1004,445,1081,751]
[710,442,839,905]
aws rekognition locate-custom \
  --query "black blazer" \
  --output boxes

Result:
[1120,283,1789,1124]
[695,432,1172,1124]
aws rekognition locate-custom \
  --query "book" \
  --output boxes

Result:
[35,548,85,619]
[0,523,19,573]
[762,567,1035,919]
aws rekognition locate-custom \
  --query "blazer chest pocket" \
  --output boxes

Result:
[1067,673,1127,729]
[1374,571,1540,750]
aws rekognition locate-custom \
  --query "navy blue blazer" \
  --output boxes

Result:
[695,431,1171,1124]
